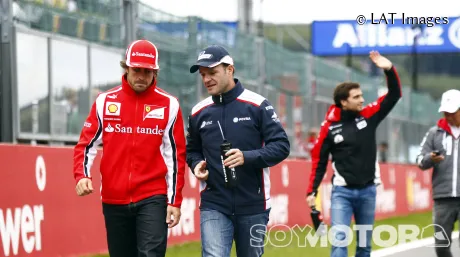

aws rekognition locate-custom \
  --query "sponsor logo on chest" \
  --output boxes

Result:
[105,123,164,135]
[143,104,166,121]
[233,117,251,123]
[356,120,367,130]
[105,101,121,116]
[201,120,213,128]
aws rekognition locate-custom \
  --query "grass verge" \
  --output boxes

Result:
[89,210,451,257]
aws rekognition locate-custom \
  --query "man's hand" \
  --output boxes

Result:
[166,205,181,228]
[306,195,316,208]
[224,149,244,169]
[76,178,93,196]
[194,161,209,181]
[369,51,392,71]
[430,152,445,163]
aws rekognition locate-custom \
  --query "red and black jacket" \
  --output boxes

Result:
[306,66,402,196]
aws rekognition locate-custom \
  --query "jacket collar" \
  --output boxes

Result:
[121,74,157,97]
[325,105,359,122]
[437,118,454,137]
[211,79,244,104]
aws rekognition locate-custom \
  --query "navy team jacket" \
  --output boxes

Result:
[186,79,290,215]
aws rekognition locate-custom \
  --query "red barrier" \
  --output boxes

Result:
[0,144,433,257]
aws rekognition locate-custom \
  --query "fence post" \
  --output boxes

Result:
[47,36,54,139]
[0,0,14,142]
[307,54,319,127]
[186,17,200,102]
[346,66,352,81]
[31,100,39,145]
[256,37,266,95]
[123,0,138,46]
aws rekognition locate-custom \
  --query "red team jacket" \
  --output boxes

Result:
[73,76,186,207]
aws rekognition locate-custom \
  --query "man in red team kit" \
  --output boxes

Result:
[72,39,186,257]
[306,51,402,257]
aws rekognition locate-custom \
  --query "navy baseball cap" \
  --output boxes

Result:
[189,45,234,73]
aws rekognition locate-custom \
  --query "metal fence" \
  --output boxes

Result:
[9,0,442,164]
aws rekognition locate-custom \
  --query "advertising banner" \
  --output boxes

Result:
[0,145,433,256]
[311,16,460,56]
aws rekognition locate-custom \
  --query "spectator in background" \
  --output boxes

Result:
[296,128,318,159]
[378,142,388,163]
[416,89,460,257]
[62,88,82,134]
[304,128,318,159]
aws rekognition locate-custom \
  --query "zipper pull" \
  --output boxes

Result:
[220,94,222,103]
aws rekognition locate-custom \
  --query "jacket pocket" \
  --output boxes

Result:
[432,164,453,197]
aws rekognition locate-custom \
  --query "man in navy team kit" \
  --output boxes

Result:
[186,45,290,257]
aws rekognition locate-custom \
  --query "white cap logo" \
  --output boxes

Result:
[198,51,213,60]
[132,52,155,59]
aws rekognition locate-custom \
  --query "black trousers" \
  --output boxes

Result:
[102,194,168,257]
[433,197,460,257]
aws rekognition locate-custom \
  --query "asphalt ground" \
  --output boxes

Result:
[368,231,459,257]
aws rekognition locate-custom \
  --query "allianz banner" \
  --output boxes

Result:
[311,16,460,56]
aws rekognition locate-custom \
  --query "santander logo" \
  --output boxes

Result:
[132,52,155,59]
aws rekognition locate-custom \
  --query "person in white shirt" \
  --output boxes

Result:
[416,89,460,257]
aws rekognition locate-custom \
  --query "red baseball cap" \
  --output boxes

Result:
[124,40,159,70]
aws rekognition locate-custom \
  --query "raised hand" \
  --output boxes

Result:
[369,51,392,71]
